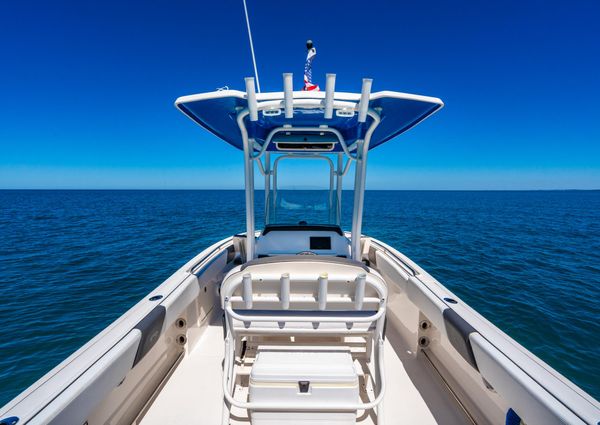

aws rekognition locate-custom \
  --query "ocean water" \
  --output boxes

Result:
[0,190,598,406]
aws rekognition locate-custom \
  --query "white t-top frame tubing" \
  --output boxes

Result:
[351,109,381,260]
[237,80,382,263]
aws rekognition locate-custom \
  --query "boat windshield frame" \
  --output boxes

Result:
[265,153,340,227]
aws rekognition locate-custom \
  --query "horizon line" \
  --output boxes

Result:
[1,188,599,192]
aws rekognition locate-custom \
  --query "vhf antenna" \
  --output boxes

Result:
[242,0,261,92]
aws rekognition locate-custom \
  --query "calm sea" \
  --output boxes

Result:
[0,190,598,405]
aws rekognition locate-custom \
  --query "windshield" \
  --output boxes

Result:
[266,156,339,226]
[268,189,338,225]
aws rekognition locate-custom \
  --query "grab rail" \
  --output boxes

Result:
[224,303,385,324]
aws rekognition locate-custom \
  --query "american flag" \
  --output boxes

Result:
[303,47,320,91]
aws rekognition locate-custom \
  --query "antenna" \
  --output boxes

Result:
[242,0,261,92]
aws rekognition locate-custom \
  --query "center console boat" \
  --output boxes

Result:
[1,73,598,425]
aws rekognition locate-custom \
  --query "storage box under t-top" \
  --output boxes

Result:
[249,346,359,425]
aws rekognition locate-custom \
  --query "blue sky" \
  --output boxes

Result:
[0,0,599,189]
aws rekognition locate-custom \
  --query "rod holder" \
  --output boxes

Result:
[357,78,373,123]
[283,73,294,119]
[318,273,328,310]
[280,273,290,310]
[245,77,258,122]
[324,73,336,119]
[242,273,253,309]
[355,273,366,310]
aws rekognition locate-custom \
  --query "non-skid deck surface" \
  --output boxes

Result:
[139,325,469,424]
[139,325,225,425]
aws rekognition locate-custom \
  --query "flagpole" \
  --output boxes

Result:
[242,0,261,92]
[303,40,319,91]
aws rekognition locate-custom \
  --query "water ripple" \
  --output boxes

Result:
[0,189,598,405]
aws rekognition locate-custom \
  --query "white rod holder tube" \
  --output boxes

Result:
[318,273,328,310]
[357,78,373,123]
[242,273,253,309]
[280,273,290,310]
[283,73,294,119]
[324,73,336,119]
[245,77,259,121]
[355,273,366,310]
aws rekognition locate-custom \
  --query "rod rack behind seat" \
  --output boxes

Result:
[222,271,386,311]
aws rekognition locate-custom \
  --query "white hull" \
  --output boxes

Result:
[1,235,598,425]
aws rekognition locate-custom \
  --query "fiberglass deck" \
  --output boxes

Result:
[138,324,471,425]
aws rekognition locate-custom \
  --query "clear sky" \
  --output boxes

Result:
[1,0,599,189]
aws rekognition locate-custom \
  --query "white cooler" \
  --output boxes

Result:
[249,346,359,425]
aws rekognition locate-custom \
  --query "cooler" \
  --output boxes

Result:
[249,346,359,425]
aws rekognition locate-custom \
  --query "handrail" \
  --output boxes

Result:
[224,302,386,324]
[253,126,354,160]
[228,295,381,305]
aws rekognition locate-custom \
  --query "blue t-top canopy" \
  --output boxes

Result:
[175,89,443,153]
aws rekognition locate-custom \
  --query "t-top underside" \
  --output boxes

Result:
[175,74,443,155]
